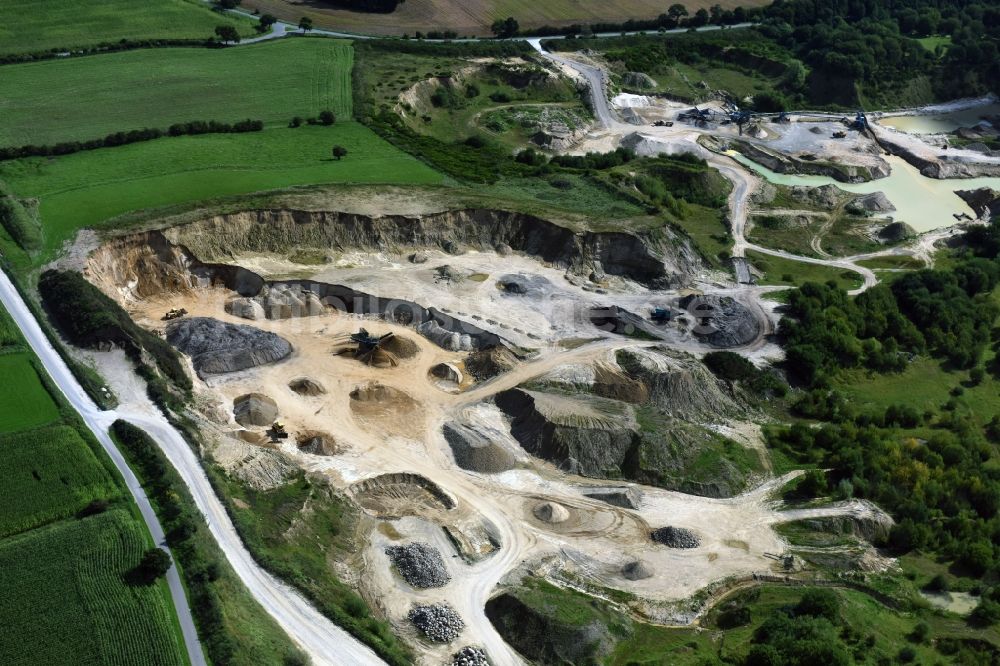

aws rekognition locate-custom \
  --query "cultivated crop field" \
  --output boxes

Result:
[241,0,766,36]
[0,306,19,348]
[0,0,256,56]
[0,302,187,665]
[0,425,122,538]
[0,510,186,666]
[0,39,354,147]
[0,125,444,262]
[0,353,60,432]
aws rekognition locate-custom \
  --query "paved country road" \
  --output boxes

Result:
[0,268,385,666]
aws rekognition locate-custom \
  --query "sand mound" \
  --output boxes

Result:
[621,560,653,581]
[381,334,420,360]
[532,501,570,523]
[351,382,402,403]
[233,429,269,445]
[288,377,326,396]
[443,422,516,473]
[296,430,340,456]
[351,472,455,519]
[233,393,278,427]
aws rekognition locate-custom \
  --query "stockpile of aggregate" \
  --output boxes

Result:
[452,646,490,665]
[408,603,465,642]
[166,317,291,378]
[621,560,653,580]
[385,542,450,588]
[650,526,700,548]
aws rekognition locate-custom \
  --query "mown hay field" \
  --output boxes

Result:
[0,39,353,147]
[0,353,60,432]
[0,510,186,666]
[0,0,256,56]
[0,124,444,262]
[242,0,766,36]
[0,425,123,538]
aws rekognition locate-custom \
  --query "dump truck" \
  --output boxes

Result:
[162,308,187,321]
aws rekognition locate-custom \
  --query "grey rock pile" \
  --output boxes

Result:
[651,526,700,549]
[166,317,292,378]
[385,543,451,588]
[621,560,653,581]
[407,603,464,642]
[233,393,278,427]
[452,646,489,665]
[443,422,516,474]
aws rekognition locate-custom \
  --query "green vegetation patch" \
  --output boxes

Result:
[0,353,60,432]
[0,39,353,147]
[1,125,444,263]
[0,304,19,349]
[113,420,305,665]
[0,509,186,666]
[0,424,120,538]
[209,469,412,665]
[746,250,863,291]
[0,0,256,56]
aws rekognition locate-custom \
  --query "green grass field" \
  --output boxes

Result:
[0,510,186,666]
[0,425,122,538]
[0,125,444,262]
[0,353,60,432]
[0,0,256,56]
[0,39,353,147]
[746,250,863,291]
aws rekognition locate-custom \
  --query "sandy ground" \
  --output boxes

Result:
[120,261,870,665]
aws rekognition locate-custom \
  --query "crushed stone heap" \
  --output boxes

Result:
[452,646,490,665]
[650,526,700,549]
[408,603,465,642]
[166,316,291,378]
[233,393,278,427]
[621,560,653,580]
[385,542,451,589]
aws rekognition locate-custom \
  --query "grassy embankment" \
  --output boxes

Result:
[0,306,187,666]
[0,0,256,56]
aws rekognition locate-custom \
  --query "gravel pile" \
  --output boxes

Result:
[621,560,653,580]
[443,422,516,474]
[452,646,490,666]
[385,543,451,588]
[651,526,700,549]
[407,603,464,642]
[167,317,291,378]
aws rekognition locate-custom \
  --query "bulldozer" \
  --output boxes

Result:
[267,421,289,443]
[162,308,187,321]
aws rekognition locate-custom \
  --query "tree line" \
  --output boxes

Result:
[0,119,263,162]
